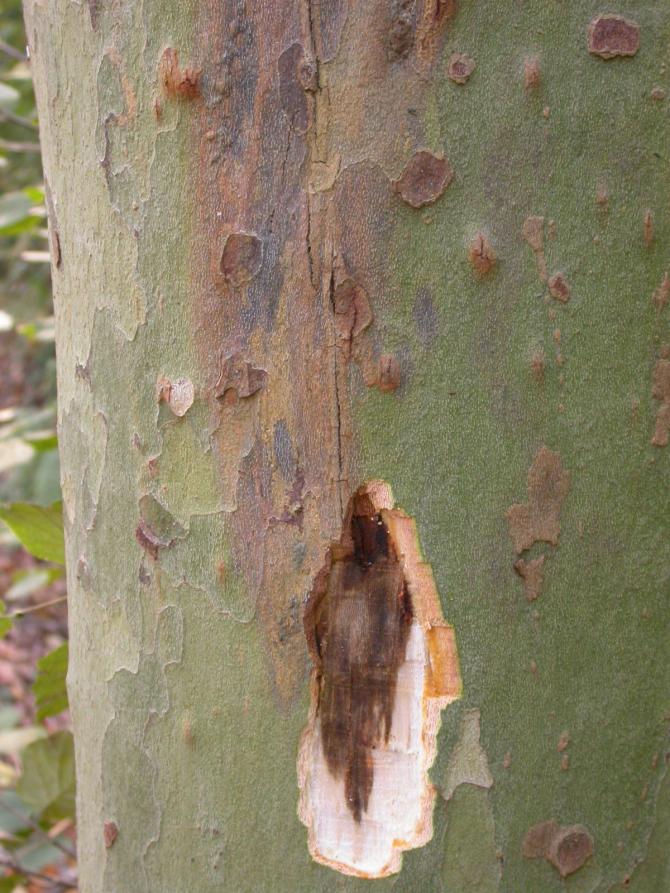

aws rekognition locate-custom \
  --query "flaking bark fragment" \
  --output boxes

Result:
[214,354,267,403]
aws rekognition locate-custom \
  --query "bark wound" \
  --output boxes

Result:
[447,53,475,84]
[523,820,594,877]
[468,232,496,277]
[158,48,200,100]
[298,481,461,878]
[548,272,571,303]
[588,15,639,59]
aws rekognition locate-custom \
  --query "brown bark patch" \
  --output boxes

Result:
[522,215,547,281]
[448,53,475,84]
[588,15,639,59]
[103,821,118,849]
[513,555,545,601]
[394,151,453,208]
[652,272,669,312]
[548,272,571,303]
[643,209,654,247]
[523,821,593,877]
[468,232,496,277]
[158,47,201,99]
[376,354,401,393]
[415,0,458,68]
[219,233,263,287]
[531,350,545,382]
[651,350,670,447]
[524,56,541,90]
[506,447,570,553]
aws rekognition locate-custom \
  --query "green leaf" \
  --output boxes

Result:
[0,502,64,564]
[0,790,33,836]
[6,567,62,602]
[0,877,23,893]
[33,643,68,722]
[21,432,57,454]
[16,731,75,823]
[0,191,33,233]
[0,83,20,110]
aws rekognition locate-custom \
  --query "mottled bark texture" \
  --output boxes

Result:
[24,0,669,891]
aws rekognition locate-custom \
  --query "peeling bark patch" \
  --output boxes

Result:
[524,821,594,877]
[514,555,545,601]
[506,447,570,553]
[395,151,453,208]
[159,47,200,99]
[448,53,475,84]
[136,496,186,560]
[299,481,461,878]
[522,216,547,281]
[214,354,267,403]
[278,43,310,133]
[415,0,458,68]
[103,821,118,848]
[651,349,670,447]
[332,279,373,343]
[220,233,263,287]
[440,709,493,801]
[388,0,416,61]
[588,15,639,59]
[468,232,496,277]
[157,376,195,417]
[548,272,571,303]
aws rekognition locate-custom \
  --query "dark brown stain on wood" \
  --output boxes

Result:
[304,488,413,822]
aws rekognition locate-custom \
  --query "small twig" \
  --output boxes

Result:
[10,596,68,618]
[0,137,41,153]
[0,109,39,131]
[0,795,76,859]
[0,39,26,62]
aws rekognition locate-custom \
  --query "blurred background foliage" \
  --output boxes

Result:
[0,3,75,891]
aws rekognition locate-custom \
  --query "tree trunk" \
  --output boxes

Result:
[24,0,669,890]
